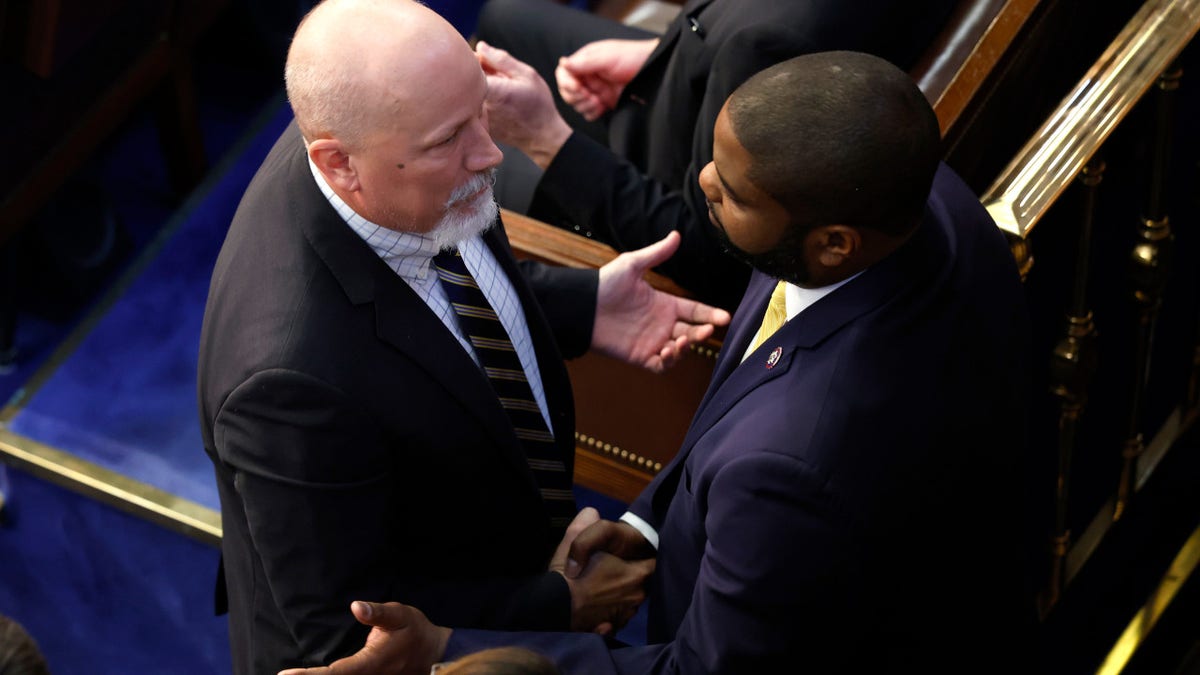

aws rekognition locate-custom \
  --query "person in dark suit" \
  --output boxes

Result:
[279,50,1035,675]
[197,1,729,673]
[474,0,957,309]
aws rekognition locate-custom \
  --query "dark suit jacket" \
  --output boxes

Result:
[198,122,597,674]
[449,163,1034,673]
[531,0,956,309]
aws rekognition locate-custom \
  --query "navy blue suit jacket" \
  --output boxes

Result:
[449,164,1033,673]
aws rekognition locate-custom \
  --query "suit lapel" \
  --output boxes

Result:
[674,216,945,465]
[705,271,774,394]
[285,135,539,489]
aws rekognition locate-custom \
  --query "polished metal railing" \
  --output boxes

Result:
[981,0,1200,237]
[977,0,1200,661]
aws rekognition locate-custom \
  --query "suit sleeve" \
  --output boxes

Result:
[447,450,865,674]
[213,368,570,665]
[517,260,597,359]
[531,26,811,310]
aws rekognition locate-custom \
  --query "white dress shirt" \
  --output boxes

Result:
[309,160,553,432]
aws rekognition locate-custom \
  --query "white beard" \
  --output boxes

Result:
[426,169,499,251]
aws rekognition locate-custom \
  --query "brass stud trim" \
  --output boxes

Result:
[574,432,664,473]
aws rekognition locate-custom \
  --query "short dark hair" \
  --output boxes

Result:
[726,51,941,236]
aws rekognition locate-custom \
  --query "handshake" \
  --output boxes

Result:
[279,508,657,675]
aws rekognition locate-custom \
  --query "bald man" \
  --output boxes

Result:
[197,0,727,672]
[282,51,1035,675]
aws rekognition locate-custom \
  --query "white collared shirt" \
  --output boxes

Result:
[308,159,553,432]
[740,274,861,363]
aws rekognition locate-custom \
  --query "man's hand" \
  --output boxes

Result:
[566,519,656,578]
[563,551,655,634]
[277,602,450,675]
[477,41,573,170]
[555,38,659,121]
[548,507,601,573]
[593,231,732,373]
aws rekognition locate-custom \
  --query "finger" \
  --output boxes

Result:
[561,48,602,76]
[566,521,623,578]
[675,297,731,327]
[614,604,639,629]
[476,50,497,75]
[279,669,329,675]
[619,230,682,274]
[549,507,601,571]
[556,63,583,102]
[657,336,688,370]
[350,601,411,630]
[633,556,657,577]
[578,101,604,122]
[671,319,714,344]
[476,41,528,78]
[592,621,614,636]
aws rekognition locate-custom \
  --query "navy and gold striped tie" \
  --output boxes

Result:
[433,248,576,531]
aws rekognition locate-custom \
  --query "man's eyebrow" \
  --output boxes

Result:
[715,164,745,203]
[423,116,468,147]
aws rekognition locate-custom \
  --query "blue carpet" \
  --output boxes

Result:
[0,3,648,666]
[0,466,229,675]
[6,100,293,511]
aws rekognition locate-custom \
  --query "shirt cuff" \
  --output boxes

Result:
[619,511,659,551]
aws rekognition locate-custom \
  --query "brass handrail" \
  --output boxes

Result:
[981,0,1200,237]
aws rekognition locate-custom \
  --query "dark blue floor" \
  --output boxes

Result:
[7,99,292,511]
[0,466,229,675]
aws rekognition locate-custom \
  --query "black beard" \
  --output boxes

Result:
[710,209,811,286]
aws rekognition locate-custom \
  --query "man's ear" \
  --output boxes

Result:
[308,138,359,192]
[812,224,862,269]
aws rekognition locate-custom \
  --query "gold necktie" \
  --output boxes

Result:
[749,281,789,353]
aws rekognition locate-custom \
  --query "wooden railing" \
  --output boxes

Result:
[506,0,1043,501]
[504,209,720,503]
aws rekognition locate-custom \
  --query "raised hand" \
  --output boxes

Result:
[555,38,659,121]
[476,40,572,169]
[593,231,732,373]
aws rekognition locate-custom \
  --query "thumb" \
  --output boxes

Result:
[561,46,606,76]
[621,230,681,273]
[476,41,520,75]
[548,507,599,572]
[350,601,411,630]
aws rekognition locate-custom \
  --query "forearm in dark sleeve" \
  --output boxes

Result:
[518,259,598,359]
[534,133,749,310]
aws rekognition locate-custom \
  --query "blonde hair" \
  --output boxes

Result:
[435,647,562,675]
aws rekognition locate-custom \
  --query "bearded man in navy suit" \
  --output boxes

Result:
[281,50,1035,675]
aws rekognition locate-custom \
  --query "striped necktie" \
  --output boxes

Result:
[749,280,789,353]
[433,248,576,531]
